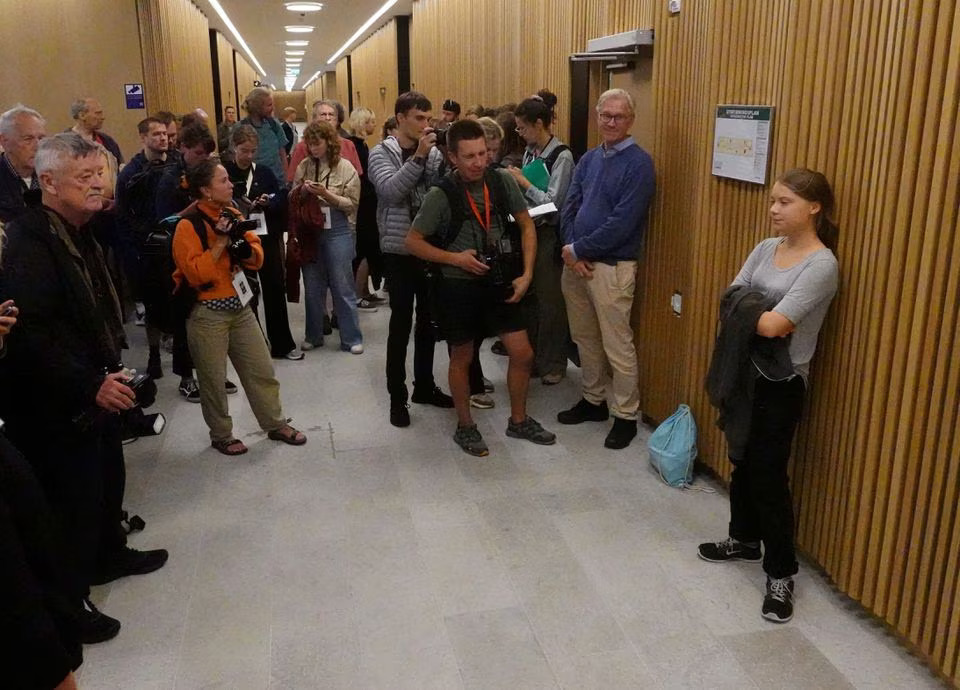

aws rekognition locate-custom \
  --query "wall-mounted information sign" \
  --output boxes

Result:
[712,105,774,184]
[124,84,145,110]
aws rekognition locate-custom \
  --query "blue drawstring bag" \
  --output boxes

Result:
[648,404,697,487]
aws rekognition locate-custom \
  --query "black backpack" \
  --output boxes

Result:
[139,212,212,326]
[541,143,570,176]
[429,168,520,253]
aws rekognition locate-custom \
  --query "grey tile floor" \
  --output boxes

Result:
[77,299,944,689]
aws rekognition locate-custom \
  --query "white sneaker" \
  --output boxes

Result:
[349,344,364,355]
[300,340,320,351]
[470,393,495,409]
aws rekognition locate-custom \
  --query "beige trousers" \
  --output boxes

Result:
[186,304,286,442]
[561,261,640,420]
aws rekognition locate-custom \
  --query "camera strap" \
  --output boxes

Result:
[465,182,491,234]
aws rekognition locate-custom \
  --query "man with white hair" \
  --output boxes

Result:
[0,133,169,643]
[68,97,123,165]
[0,104,46,222]
[557,89,655,450]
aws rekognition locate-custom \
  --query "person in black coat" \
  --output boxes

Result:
[0,104,46,224]
[224,124,301,359]
[0,133,169,643]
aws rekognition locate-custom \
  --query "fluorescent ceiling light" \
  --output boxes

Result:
[285,51,305,56]
[302,68,323,89]
[327,0,397,64]
[286,25,315,33]
[206,0,266,76]
[286,40,309,46]
[286,56,303,62]
[285,2,323,11]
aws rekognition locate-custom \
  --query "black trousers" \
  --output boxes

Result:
[9,417,127,597]
[383,253,438,402]
[253,232,296,356]
[728,375,806,579]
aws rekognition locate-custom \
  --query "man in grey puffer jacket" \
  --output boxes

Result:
[369,92,453,427]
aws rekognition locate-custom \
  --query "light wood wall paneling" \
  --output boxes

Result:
[271,92,307,121]
[235,56,259,110]
[214,32,238,116]
[0,0,146,157]
[335,60,350,106]
[304,78,323,111]
[137,0,215,124]
[349,21,399,147]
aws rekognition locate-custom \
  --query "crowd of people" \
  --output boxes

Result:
[0,82,839,685]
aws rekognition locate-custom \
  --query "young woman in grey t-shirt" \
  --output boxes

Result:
[698,168,840,624]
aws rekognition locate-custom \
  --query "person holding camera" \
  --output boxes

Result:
[172,159,306,455]
[289,120,363,354]
[0,133,168,642]
[224,124,301,361]
[405,119,556,457]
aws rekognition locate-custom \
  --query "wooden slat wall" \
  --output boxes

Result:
[214,32,238,115]
[348,0,960,681]
[304,79,323,111]
[234,56,259,110]
[335,60,351,107]
[347,21,399,145]
[136,0,215,120]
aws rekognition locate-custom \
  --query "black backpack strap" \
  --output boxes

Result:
[431,173,468,250]
[542,144,570,175]
[484,169,519,240]
[180,211,210,251]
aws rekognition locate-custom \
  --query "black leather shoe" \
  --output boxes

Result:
[79,598,121,644]
[411,384,454,408]
[557,398,609,424]
[93,546,169,585]
[604,417,637,450]
[390,402,411,427]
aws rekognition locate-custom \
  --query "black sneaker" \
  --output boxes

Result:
[604,417,637,449]
[92,546,169,585]
[225,380,238,394]
[390,402,410,428]
[762,576,795,623]
[697,537,762,563]
[454,424,489,457]
[506,416,557,445]
[557,398,609,424]
[178,377,200,403]
[79,598,121,644]
[411,384,454,408]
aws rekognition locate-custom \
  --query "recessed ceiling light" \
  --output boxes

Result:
[285,25,314,33]
[285,2,323,11]
[327,0,397,64]
[285,51,305,56]
[285,40,309,46]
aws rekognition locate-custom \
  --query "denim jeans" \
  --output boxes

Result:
[301,223,362,349]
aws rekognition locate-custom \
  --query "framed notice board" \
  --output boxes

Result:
[712,105,774,184]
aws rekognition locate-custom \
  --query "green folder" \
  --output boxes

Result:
[521,158,550,192]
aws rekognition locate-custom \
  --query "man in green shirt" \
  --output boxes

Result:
[406,119,556,456]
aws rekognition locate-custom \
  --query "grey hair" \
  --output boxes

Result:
[0,104,45,138]
[347,107,374,135]
[69,98,93,120]
[243,87,273,116]
[596,88,635,117]
[313,99,342,121]
[476,116,503,142]
[34,132,100,176]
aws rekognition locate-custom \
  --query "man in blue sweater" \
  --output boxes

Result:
[558,89,655,450]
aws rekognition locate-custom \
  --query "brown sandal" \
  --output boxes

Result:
[267,424,307,446]
[212,438,248,455]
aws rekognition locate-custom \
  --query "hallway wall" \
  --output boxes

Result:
[345,0,960,682]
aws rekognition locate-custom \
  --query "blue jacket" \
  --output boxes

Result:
[560,137,655,262]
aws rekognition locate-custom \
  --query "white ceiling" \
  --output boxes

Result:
[193,0,414,90]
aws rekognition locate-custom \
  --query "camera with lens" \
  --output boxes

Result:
[480,237,522,300]
[433,126,449,148]
[217,210,259,261]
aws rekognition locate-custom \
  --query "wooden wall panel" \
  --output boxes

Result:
[304,78,323,111]
[137,0,215,124]
[335,60,350,106]
[271,91,307,121]
[214,31,238,116]
[0,0,145,158]
[349,21,399,145]
[235,56,259,108]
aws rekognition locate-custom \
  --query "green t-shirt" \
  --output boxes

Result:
[413,169,527,280]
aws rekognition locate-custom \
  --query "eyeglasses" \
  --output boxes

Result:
[598,113,628,124]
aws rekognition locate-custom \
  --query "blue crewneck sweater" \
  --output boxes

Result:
[560,137,655,261]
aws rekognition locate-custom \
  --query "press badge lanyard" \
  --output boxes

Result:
[465,183,491,234]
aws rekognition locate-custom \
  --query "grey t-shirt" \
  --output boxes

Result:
[731,237,839,381]
[413,169,527,280]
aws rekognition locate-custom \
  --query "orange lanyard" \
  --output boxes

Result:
[465,183,491,233]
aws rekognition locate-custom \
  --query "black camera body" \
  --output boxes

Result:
[481,238,522,300]
[434,127,449,148]
[218,211,258,261]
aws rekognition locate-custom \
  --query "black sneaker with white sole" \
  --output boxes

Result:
[697,537,762,563]
[762,576,795,623]
[178,377,200,403]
